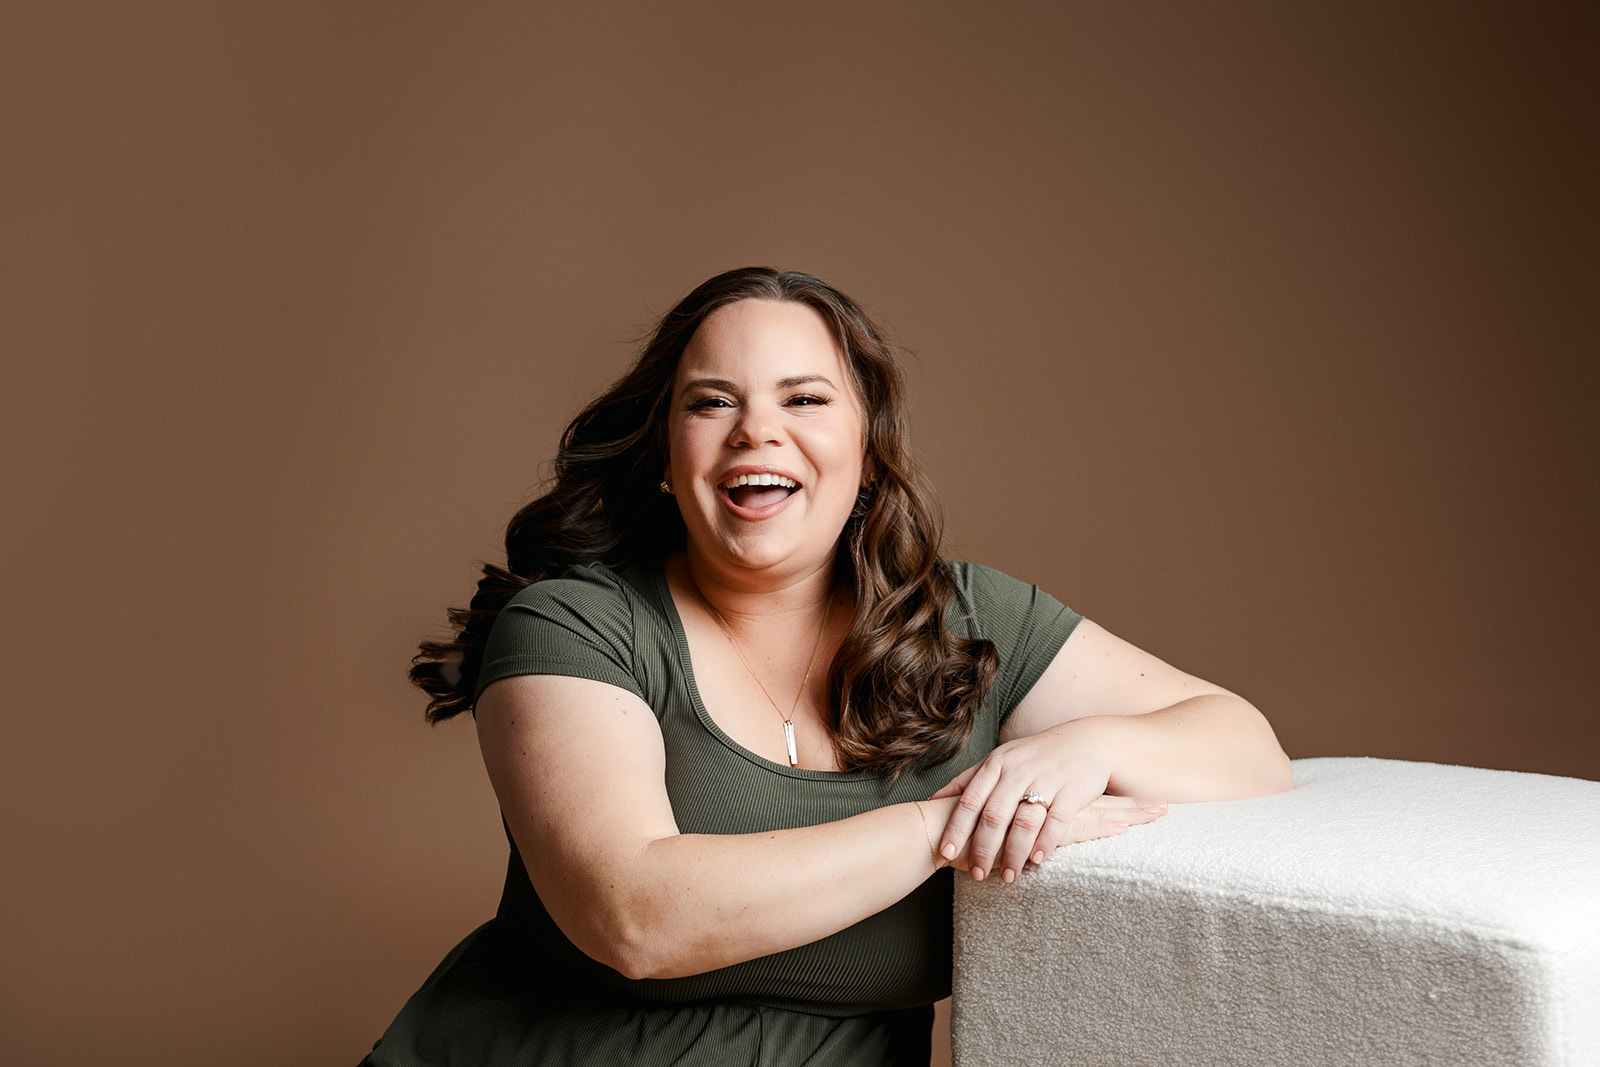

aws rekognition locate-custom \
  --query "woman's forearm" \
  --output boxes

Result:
[593,796,954,980]
[1082,694,1293,802]
[929,694,1289,883]
[481,675,959,984]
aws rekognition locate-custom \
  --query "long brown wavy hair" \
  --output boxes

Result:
[411,267,998,777]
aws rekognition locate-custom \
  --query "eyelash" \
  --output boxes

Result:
[687,395,829,410]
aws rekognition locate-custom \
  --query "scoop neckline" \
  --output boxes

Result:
[638,562,879,783]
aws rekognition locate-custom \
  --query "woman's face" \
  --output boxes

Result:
[667,299,867,586]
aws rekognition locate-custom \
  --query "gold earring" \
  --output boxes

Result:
[659,480,672,494]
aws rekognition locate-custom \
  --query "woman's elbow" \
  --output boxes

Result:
[1250,744,1295,796]
[603,937,663,983]
[569,891,699,981]
[601,926,713,982]
[572,899,670,981]
[1238,710,1294,796]
[533,877,654,980]
[1210,701,1294,799]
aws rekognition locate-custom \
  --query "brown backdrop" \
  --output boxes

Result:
[3,3,1595,1065]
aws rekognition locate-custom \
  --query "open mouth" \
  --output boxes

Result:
[719,472,799,510]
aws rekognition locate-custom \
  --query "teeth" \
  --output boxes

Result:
[719,473,798,489]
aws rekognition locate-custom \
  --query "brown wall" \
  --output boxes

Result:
[2,3,1595,1064]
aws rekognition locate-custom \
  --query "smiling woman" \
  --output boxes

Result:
[363,268,1292,1066]
[668,300,866,588]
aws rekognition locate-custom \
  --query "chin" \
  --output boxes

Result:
[720,535,837,577]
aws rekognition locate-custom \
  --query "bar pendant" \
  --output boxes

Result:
[783,720,798,767]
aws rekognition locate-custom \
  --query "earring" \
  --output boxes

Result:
[659,480,672,494]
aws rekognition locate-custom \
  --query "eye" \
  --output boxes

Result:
[786,394,829,407]
[688,396,732,411]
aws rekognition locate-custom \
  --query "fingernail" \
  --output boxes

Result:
[972,867,985,881]
[1031,850,1045,864]
[1002,868,1016,883]
[941,843,957,860]
[1145,804,1166,813]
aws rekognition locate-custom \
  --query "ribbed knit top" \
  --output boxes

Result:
[365,560,1079,1066]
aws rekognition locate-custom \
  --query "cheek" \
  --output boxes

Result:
[667,421,701,470]
[669,427,726,496]
[847,423,869,483]
[826,438,868,502]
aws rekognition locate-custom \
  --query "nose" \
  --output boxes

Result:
[728,400,782,449]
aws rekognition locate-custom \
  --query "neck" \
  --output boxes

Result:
[678,548,840,628]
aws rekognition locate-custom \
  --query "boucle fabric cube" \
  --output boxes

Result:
[952,757,1600,1066]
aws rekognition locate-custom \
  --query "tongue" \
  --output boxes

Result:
[730,485,794,510]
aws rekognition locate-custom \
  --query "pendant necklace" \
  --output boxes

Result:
[702,589,833,768]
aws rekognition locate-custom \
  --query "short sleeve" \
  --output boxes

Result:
[475,563,645,702]
[946,562,1082,728]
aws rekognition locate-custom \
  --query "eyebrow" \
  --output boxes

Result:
[680,375,838,393]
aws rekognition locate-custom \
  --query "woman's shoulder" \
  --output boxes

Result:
[500,560,680,624]
[943,560,1075,617]
[943,560,1084,726]
[502,560,651,612]
[942,559,1082,651]
[942,559,1018,590]
[479,562,668,700]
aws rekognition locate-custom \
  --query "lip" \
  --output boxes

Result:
[714,464,804,521]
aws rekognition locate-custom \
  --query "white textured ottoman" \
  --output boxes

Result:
[952,757,1600,1066]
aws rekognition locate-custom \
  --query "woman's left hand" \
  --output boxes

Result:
[929,720,1166,882]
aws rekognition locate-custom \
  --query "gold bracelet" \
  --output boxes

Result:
[913,801,944,871]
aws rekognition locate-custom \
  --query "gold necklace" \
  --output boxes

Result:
[701,589,834,768]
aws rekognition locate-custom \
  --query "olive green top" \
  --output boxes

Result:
[364,561,1079,1067]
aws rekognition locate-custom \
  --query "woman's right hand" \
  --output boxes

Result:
[932,787,1165,878]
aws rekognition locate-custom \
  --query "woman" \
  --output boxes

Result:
[364,268,1292,1066]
